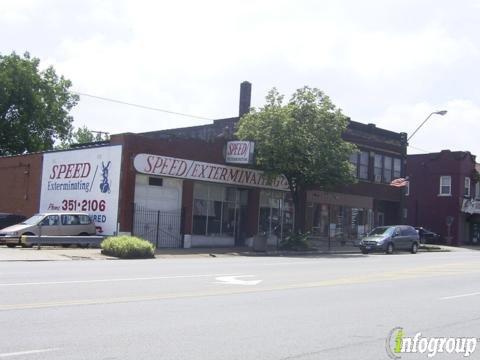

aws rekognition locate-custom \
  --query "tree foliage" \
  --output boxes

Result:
[0,52,79,155]
[236,87,357,232]
[58,126,110,149]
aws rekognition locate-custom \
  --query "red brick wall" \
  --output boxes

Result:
[406,151,476,245]
[0,153,43,217]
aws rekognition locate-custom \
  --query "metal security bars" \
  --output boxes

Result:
[132,204,183,248]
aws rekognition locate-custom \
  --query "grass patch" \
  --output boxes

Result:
[101,236,155,259]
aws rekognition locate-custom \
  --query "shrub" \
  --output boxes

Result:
[101,236,155,259]
[279,232,310,251]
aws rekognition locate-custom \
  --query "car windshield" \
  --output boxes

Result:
[21,214,45,225]
[368,227,394,236]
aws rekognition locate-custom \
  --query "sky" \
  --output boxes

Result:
[1,0,480,156]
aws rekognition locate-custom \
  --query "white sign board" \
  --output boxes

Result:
[225,141,254,164]
[133,153,289,191]
[39,146,122,235]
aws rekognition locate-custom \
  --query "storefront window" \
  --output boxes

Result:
[259,190,293,240]
[193,183,246,237]
[310,204,329,240]
[306,203,373,244]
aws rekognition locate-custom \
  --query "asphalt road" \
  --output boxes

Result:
[1,250,480,359]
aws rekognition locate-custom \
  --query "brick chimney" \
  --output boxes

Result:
[239,81,252,118]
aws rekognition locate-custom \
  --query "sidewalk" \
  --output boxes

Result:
[0,247,111,261]
[1,243,464,261]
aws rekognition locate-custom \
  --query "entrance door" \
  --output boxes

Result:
[224,188,248,246]
[133,175,183,248]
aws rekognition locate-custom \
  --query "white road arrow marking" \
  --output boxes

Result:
[0,348,60,358]
[214,275,262,286]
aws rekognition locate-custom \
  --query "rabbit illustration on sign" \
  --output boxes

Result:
[100,161,111,194]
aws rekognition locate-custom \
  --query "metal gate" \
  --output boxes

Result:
[132,204,183,248]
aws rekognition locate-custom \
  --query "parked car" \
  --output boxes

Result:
[0,212,96,247]
[0,213,26,244]
[359,225,420,254]
[0,213,26,228]
[415,227,441,244]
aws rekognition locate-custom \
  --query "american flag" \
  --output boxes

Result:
[390,177,409,187]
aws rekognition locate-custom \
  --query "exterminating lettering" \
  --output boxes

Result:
[134,153,289,190]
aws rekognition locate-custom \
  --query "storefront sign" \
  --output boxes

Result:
[39,146,122,235]
[461,199,480,214]
[225,141,254,164]
[133,153,289,190]
[307,190,373,209]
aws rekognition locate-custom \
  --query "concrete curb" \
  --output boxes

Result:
[0,243,463,262]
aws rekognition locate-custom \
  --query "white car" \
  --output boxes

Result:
[0,212,96,247]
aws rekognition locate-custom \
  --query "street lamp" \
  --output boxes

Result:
[402,110,447,225]
[407,110,448,142]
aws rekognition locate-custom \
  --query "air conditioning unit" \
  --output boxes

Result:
[374,174,382,183]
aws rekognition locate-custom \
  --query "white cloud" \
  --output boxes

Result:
[0,0,40,24]
[2,0,480,155]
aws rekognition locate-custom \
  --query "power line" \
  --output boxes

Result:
[408,145,432,153]
[72,91,214,121]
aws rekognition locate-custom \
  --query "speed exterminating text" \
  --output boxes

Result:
[134,153,288,190]
[225,140,254,164]
[40,146,122,235]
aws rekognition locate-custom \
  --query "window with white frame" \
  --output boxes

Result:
[439,176,452,196]
[465,177,471,197]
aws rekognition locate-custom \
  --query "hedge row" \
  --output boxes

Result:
[101,236,155,259]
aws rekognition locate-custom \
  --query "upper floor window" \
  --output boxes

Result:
[393,158,401,179]
[374,154,382,182]
[405,180,410,196]
[383,156,392,183]
[359,152,368,180]
[349,151,369,180]
[439,176,452,196]
[373,153,402,184]
[476,182,480,200]
[465,177,471,197]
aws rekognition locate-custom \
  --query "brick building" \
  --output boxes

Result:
[0,82,407,248]
[406,150,480,246]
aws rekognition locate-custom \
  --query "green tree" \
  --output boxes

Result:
[58,126,109,148]
[236,87,357,233]
[0,52,79,155]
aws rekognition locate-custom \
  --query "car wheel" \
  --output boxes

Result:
[386,243,394,254]
[361,249,369,254]
[78,233,90,248]
[6,243,16,248]
[20,233,34,248]
[411,242,418,254]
